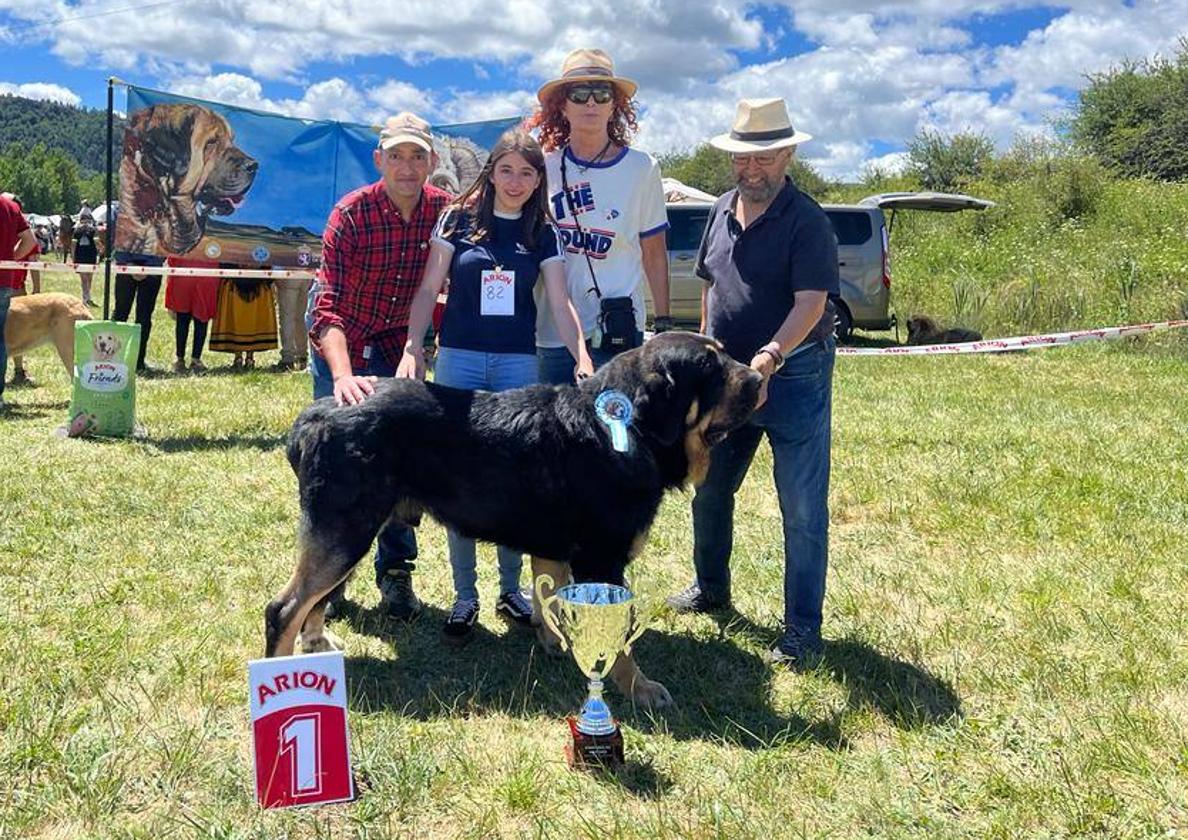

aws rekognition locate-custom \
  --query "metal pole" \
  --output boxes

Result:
[103,77,114,320]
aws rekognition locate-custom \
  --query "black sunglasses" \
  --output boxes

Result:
[566,83,614,105]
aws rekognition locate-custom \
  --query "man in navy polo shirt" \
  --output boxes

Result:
[666,98,840,668]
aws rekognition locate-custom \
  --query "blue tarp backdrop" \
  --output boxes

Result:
[114,84,520,267]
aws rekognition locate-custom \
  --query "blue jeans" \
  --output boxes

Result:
[0,287,13,400]
[434,346,537,600]
[308,336,418,583]
[691,338,835,634]
[536,330,643,385]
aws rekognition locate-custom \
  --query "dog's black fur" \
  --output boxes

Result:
[906,315,983,345]
[265,332,762,658]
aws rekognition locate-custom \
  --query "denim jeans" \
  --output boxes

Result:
[308,337,418,583]
[536,330,643,385]
[435,346,537,600]
[0,287,13,400]
[691,338,836,634]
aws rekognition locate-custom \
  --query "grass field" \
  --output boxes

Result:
[1,270,1187,838]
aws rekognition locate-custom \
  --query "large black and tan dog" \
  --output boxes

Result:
[117,103,258,255]
[265,332,763,708]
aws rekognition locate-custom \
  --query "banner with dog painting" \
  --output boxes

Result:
[68,321,141,438]
[115,84,520,268]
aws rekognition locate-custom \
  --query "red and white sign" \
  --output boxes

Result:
[248,651,354,809]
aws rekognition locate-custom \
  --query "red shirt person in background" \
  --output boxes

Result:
[1,193,37,409]
[165,255,221,373]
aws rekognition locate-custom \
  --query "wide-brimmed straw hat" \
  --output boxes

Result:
[709,98,812,153]
[536,48,638,104]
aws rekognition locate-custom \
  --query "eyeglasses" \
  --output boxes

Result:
[730,152,781,166]
[566,83,614,105]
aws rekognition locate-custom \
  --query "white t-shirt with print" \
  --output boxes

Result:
[534,145,669,348]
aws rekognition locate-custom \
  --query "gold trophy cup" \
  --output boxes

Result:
[535,574,650,769]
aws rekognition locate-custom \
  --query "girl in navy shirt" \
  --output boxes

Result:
[399,128,591,644]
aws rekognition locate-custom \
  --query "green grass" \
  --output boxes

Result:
[1,270,1187,838]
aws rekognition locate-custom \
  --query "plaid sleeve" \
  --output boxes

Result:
[309,203,355,345]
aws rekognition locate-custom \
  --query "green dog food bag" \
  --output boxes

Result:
[68,320,141,438]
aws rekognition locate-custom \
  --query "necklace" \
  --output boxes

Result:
[573,138,613,173]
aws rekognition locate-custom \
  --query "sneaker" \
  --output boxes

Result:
[495,589,534,626]
[378,569,422,622]
[172,358,187,374]
[442,597,480,645]
[189,359,206,374]
[665,583,731,614]
[765,626,825,670]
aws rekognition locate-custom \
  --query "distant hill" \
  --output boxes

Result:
[0,94,126,174]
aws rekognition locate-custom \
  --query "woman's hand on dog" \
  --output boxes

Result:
[396,347,426,381]
[333,374,379,406]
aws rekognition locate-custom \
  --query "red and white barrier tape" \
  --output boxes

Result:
[0,260,316,280]
[836,319,1188,355]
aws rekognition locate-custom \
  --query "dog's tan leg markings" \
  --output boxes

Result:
[531,556,570,658]
[298,600,343,653]
[265,524,351,657]
[609,649,673,710]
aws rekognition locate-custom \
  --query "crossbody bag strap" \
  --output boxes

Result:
[560,148,603,300]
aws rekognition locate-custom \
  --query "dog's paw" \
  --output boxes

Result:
[300,631,344,654]
[629,677,674,710]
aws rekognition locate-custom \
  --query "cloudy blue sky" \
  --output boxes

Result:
[1,0,1186,178]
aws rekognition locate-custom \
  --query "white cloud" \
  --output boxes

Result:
[0,81,81,107]
[9,0,1188,178]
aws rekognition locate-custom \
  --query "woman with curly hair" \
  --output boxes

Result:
[526,48,672,384]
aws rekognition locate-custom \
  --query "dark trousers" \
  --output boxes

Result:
[692,339,836,634]
[113,273,162,370]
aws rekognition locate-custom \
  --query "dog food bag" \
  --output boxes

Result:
[68,321,142,437]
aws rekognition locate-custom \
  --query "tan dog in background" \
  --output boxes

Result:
[4,293,94,377]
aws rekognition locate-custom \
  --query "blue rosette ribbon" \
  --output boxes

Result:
[594,390,633,453]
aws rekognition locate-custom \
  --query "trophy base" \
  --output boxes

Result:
[565,717,624,770]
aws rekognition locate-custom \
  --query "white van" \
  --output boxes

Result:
[653,191,995,339]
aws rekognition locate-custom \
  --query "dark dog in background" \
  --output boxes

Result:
[117,103,258,255]
[265,332,764,709]
[907,315,983,345]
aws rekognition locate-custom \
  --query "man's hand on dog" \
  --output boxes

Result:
[333,374,379,406]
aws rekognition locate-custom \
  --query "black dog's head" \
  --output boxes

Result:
[588,331,763,486]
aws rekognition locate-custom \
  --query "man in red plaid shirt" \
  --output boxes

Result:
[308,111,451,621]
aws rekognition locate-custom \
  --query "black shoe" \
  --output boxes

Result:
[495,589,534,626]
[765,626,824,670]
[442,597,479,645]
[665,583,731,614]
[378,569,423,622]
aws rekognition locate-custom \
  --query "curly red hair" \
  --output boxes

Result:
[526,87,639,152]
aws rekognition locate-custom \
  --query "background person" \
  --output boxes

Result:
[165,255,221,373]
[1,192,37,410]
[666,98,840,669]
[527,47,672,383]
[307,111,451,622]
[396,128,592,644]
[71,210,99,306]
[209,269,278,369]
[111,208,166,375]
